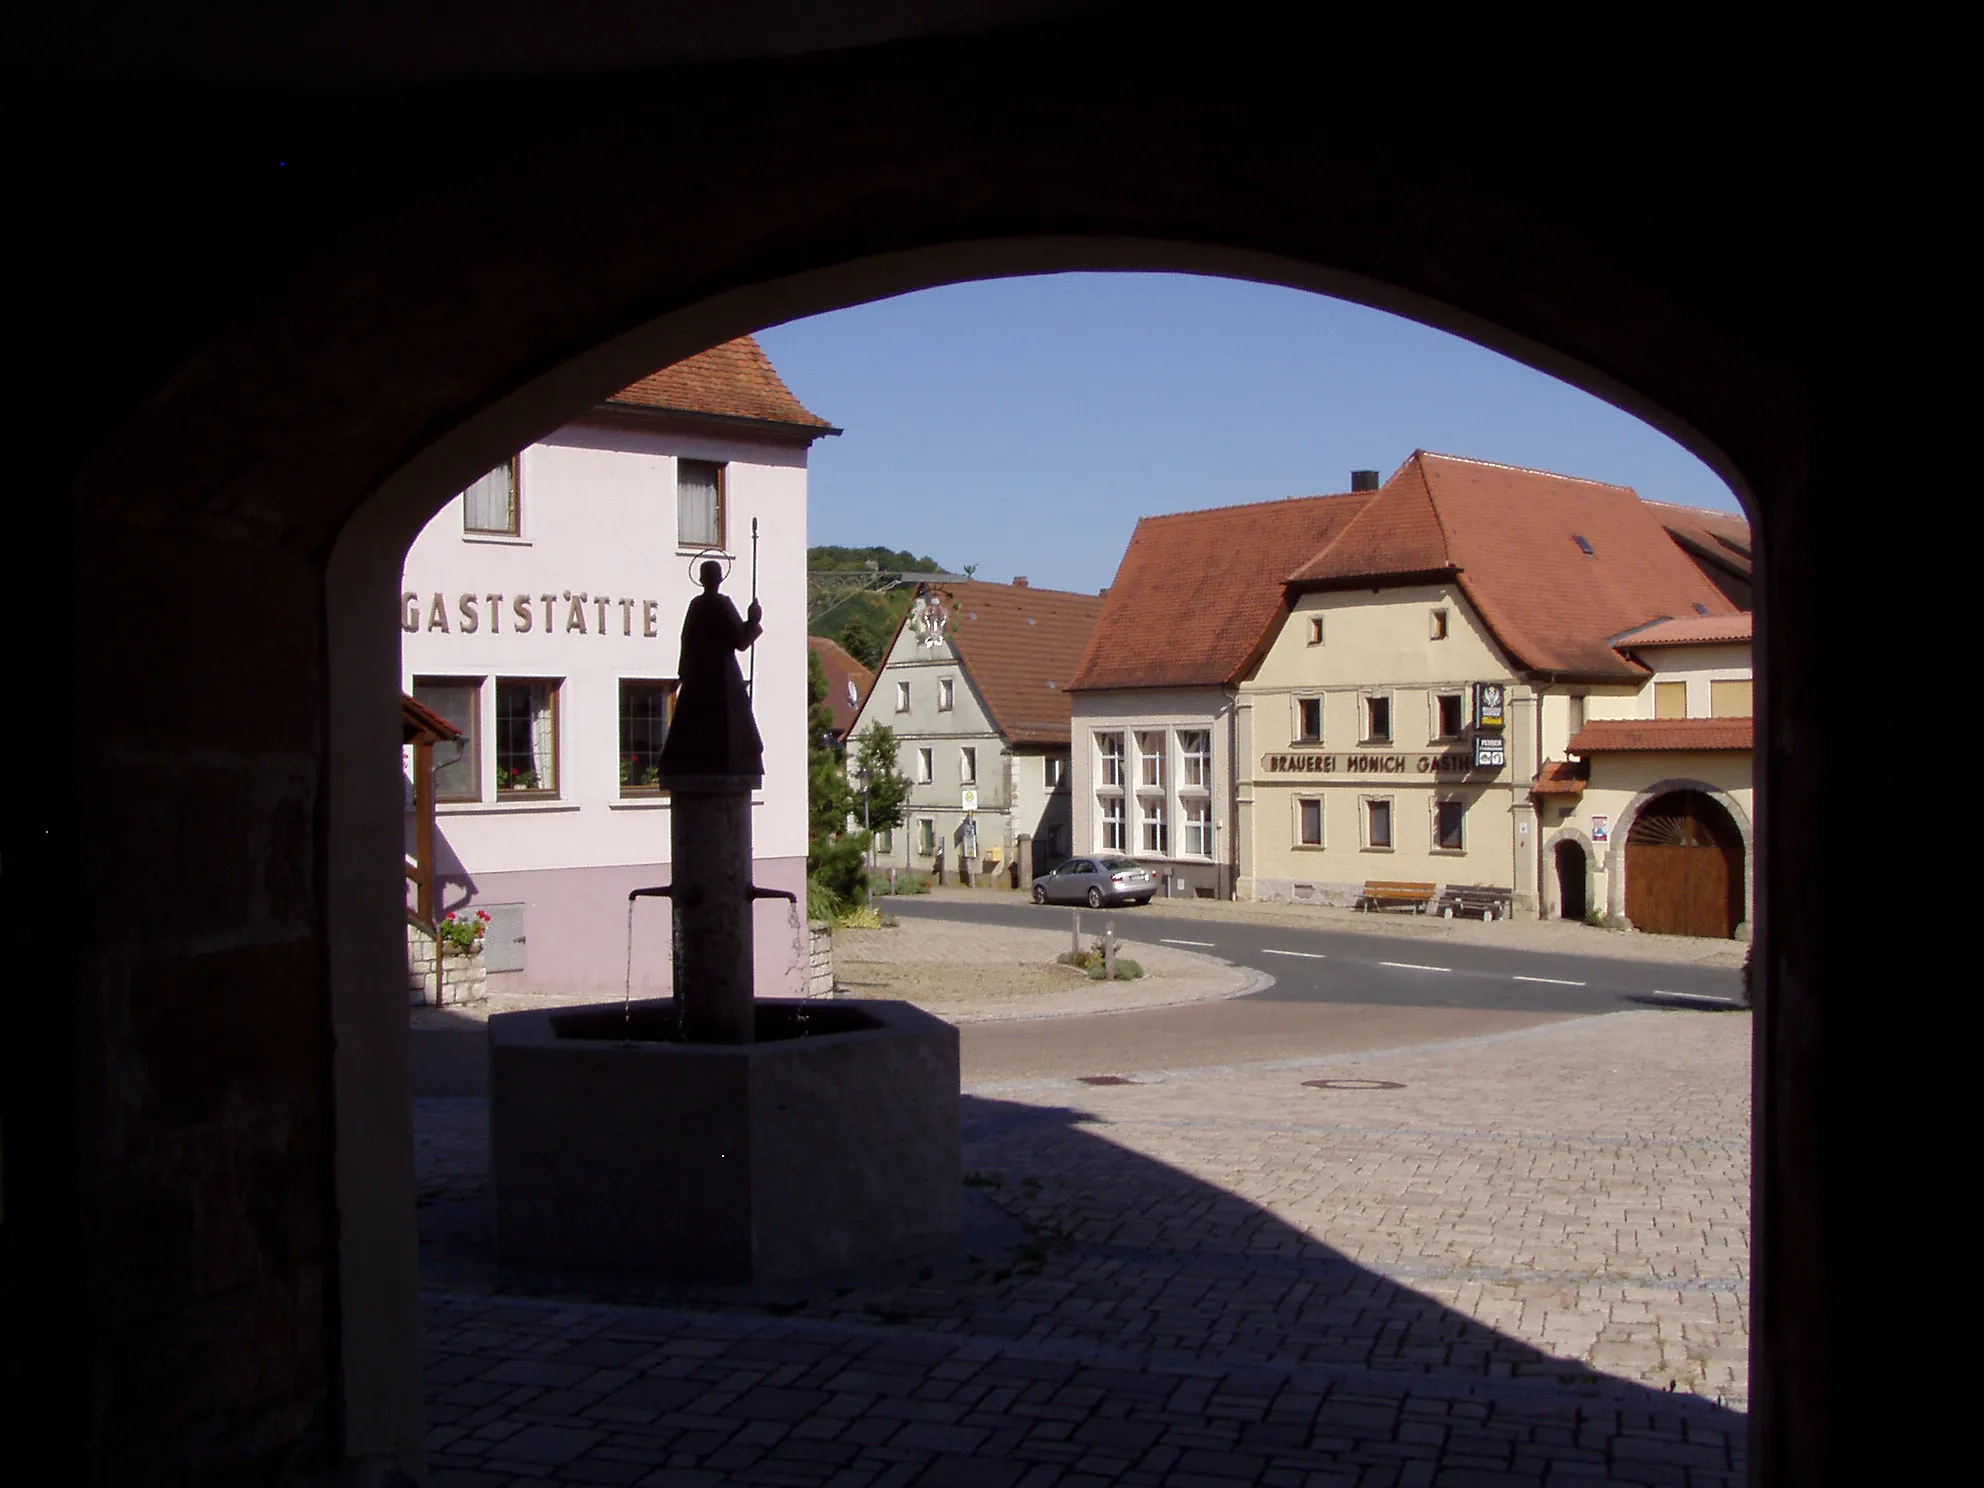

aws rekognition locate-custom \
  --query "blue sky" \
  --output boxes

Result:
[757,274,1740,596]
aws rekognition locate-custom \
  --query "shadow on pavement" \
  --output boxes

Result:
[417,1090,1745,1481]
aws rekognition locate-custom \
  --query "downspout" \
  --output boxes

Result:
[1225,690,1240,900]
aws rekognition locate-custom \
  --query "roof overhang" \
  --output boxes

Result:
[574,400,842,447]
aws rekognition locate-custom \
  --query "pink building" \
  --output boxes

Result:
[400,337,836,997]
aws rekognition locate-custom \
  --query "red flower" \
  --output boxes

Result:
[475,910,491,922]
[443,912,457,922]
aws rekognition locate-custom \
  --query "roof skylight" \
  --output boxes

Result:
[1573,534,1594,555]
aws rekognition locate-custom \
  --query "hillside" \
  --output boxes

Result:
[806,545,952,668]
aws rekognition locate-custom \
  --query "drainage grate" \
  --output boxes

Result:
[1078,1075,1137,1086]
[1303,1078,1406,1091]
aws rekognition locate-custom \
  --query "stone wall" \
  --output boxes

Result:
[406,923,488,1007]
[807,921,835,999]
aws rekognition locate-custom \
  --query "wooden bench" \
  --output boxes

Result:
[1358,880,1438,914]
[1437,883,1513,921]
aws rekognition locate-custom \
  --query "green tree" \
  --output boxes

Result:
[806,648,868,912]
[849,723,911,836]
[838,610,886,670]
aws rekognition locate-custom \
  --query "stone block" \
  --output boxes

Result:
[490,998,960,1285]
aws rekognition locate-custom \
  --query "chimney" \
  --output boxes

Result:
[1012,576,1028,587]
[1099,587,1110,597]
[1351,469,1380,491]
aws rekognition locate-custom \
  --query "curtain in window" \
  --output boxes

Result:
[678,460,722,548]
[463,463,516,533]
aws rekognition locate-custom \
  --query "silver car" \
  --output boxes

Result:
[1031,855,1157,907]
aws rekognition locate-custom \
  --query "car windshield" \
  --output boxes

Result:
[1097,858,1141,871]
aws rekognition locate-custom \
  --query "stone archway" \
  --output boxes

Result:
[1540,825,1597,922]
[1608,777,1754,940]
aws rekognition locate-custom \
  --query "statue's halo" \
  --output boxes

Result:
[683,548,737,585]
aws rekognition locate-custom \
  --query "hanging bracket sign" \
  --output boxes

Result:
[1473,682,1507,731]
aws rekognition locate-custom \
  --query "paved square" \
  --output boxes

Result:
[418,1007,1749,1484]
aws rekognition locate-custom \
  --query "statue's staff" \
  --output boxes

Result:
[746,517,760,697]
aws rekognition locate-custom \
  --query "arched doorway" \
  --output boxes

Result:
[1554,839,1588,920]
[1625,789,1744,938]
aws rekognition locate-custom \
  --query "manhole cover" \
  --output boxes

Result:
[1303,1078,1406,1091]
[1078,1075,1137,1086]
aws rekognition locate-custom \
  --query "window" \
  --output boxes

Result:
[960,746,976,785]
[1655,681,1688,719]
[462,459,519,536]
[1430,608,1449,640]
[495,679,558,795]
[1296,697,1323,743]
[895,680,911,713]
[1140,795,1168,855]
[1365,797,1393,849]
[1364,694,1392,744]
[1137,730,1165,788]
[1183,797,1212,856]
[1100,795,1127,851]
[1296,797,1322,847]
[938,678,955,711]
[1436,693,1465,740]
[413,678,481,802]
[1045,756,1067,789]
[915,747,933,784]
[1307,615,1325,646]
[1710,679,1753,717]
[1570,693,1587,733]
[917,818,935,856]
[677,459,726,549]
[618,680,674,794]
[1180,730,1212,788]
[1097,731,1126,787]
[1435,798,1466,851]
[877,826,894,854]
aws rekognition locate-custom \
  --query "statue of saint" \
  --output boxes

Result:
[659,561,764,782]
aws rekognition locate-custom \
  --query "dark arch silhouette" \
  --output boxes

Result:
[7,18,1860,1484]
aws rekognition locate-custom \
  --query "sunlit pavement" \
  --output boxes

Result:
[416,1006,1749,1485]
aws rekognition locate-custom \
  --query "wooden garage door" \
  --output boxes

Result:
[1625,792,1741,939]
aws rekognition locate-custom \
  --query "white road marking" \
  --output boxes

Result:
[1651,989,1743,1005]
[1261,948,1328,960]
[1380,961,1450,973]
[1513,974,1587,987]
[1161,938,1217,947]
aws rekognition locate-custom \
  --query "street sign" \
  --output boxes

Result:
[960,787,978,811]
[1472,733,1506,769]
[1473,682,1506,731]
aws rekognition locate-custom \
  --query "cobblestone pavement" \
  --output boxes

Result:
[417,1008,1749,1484]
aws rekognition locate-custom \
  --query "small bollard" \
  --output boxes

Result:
[1104,921,1117,981]
[1072,908,1082,956]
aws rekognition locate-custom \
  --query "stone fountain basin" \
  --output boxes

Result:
[490,997,961,1287]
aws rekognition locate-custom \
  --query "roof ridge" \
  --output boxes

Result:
[1414,449,1637,492]
[1410,452,1458,567]
[1128,490,1362,526]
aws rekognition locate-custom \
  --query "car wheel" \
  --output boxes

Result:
[1032,885,1047,904]
[1086,887,1104,908]
[1134,896,1153,906]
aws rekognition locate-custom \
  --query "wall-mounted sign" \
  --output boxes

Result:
[960,787,979,812]
[1472,733,1506,769]
[1591,814,1609,842]
[1473,682,1507,731]
[402,589,667,638]
[1260,751,1498,777]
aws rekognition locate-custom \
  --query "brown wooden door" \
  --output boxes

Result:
[1625,792,1741,938]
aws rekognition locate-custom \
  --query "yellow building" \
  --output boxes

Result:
[1233,454,1751,933]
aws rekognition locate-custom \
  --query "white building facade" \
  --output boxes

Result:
[400,338,834,995]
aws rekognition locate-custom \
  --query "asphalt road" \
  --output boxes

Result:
[885,896,1744,1014]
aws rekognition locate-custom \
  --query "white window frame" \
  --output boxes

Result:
[895,680,911,713]
[1294,696,1324,744]
[938,677,955,712]
[1430,607,1450,641]
[1099,795,1127,852]
[1181,796,1213,857]
[1139,793,1168,855]
[1361,793,1395,851]
[915,746,934,784]
[1433,691,1466,742]
[959,746,976,785]
[1045,756,1067,790]
[1361,691,1393,746]
[1096,731,1126,788]
[1293,795,1324,848]
[1432,794,1467,854]
[1136,730,1165,789]
[1307,615,1324,646]
[1179,730,1212,789]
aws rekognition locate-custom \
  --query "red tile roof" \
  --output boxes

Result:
[607,335,835,432]
[1288,453,1740,680]
[1647,500,1753,577]
[808,636,875,737]
[401,692,462,745]
[1613,613,1753,648]
[1568,718,1753,753]
[915,581,1108,746]
[1530,760,1589,797]
[1070,492,1374,691]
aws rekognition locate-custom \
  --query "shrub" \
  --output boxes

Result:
[805,875,840,922]
[1057,941,1143,980]
[1583,909,1607,928]
[834,903,888,930]
[1086,956,1143,981]
[878,872,930,896]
